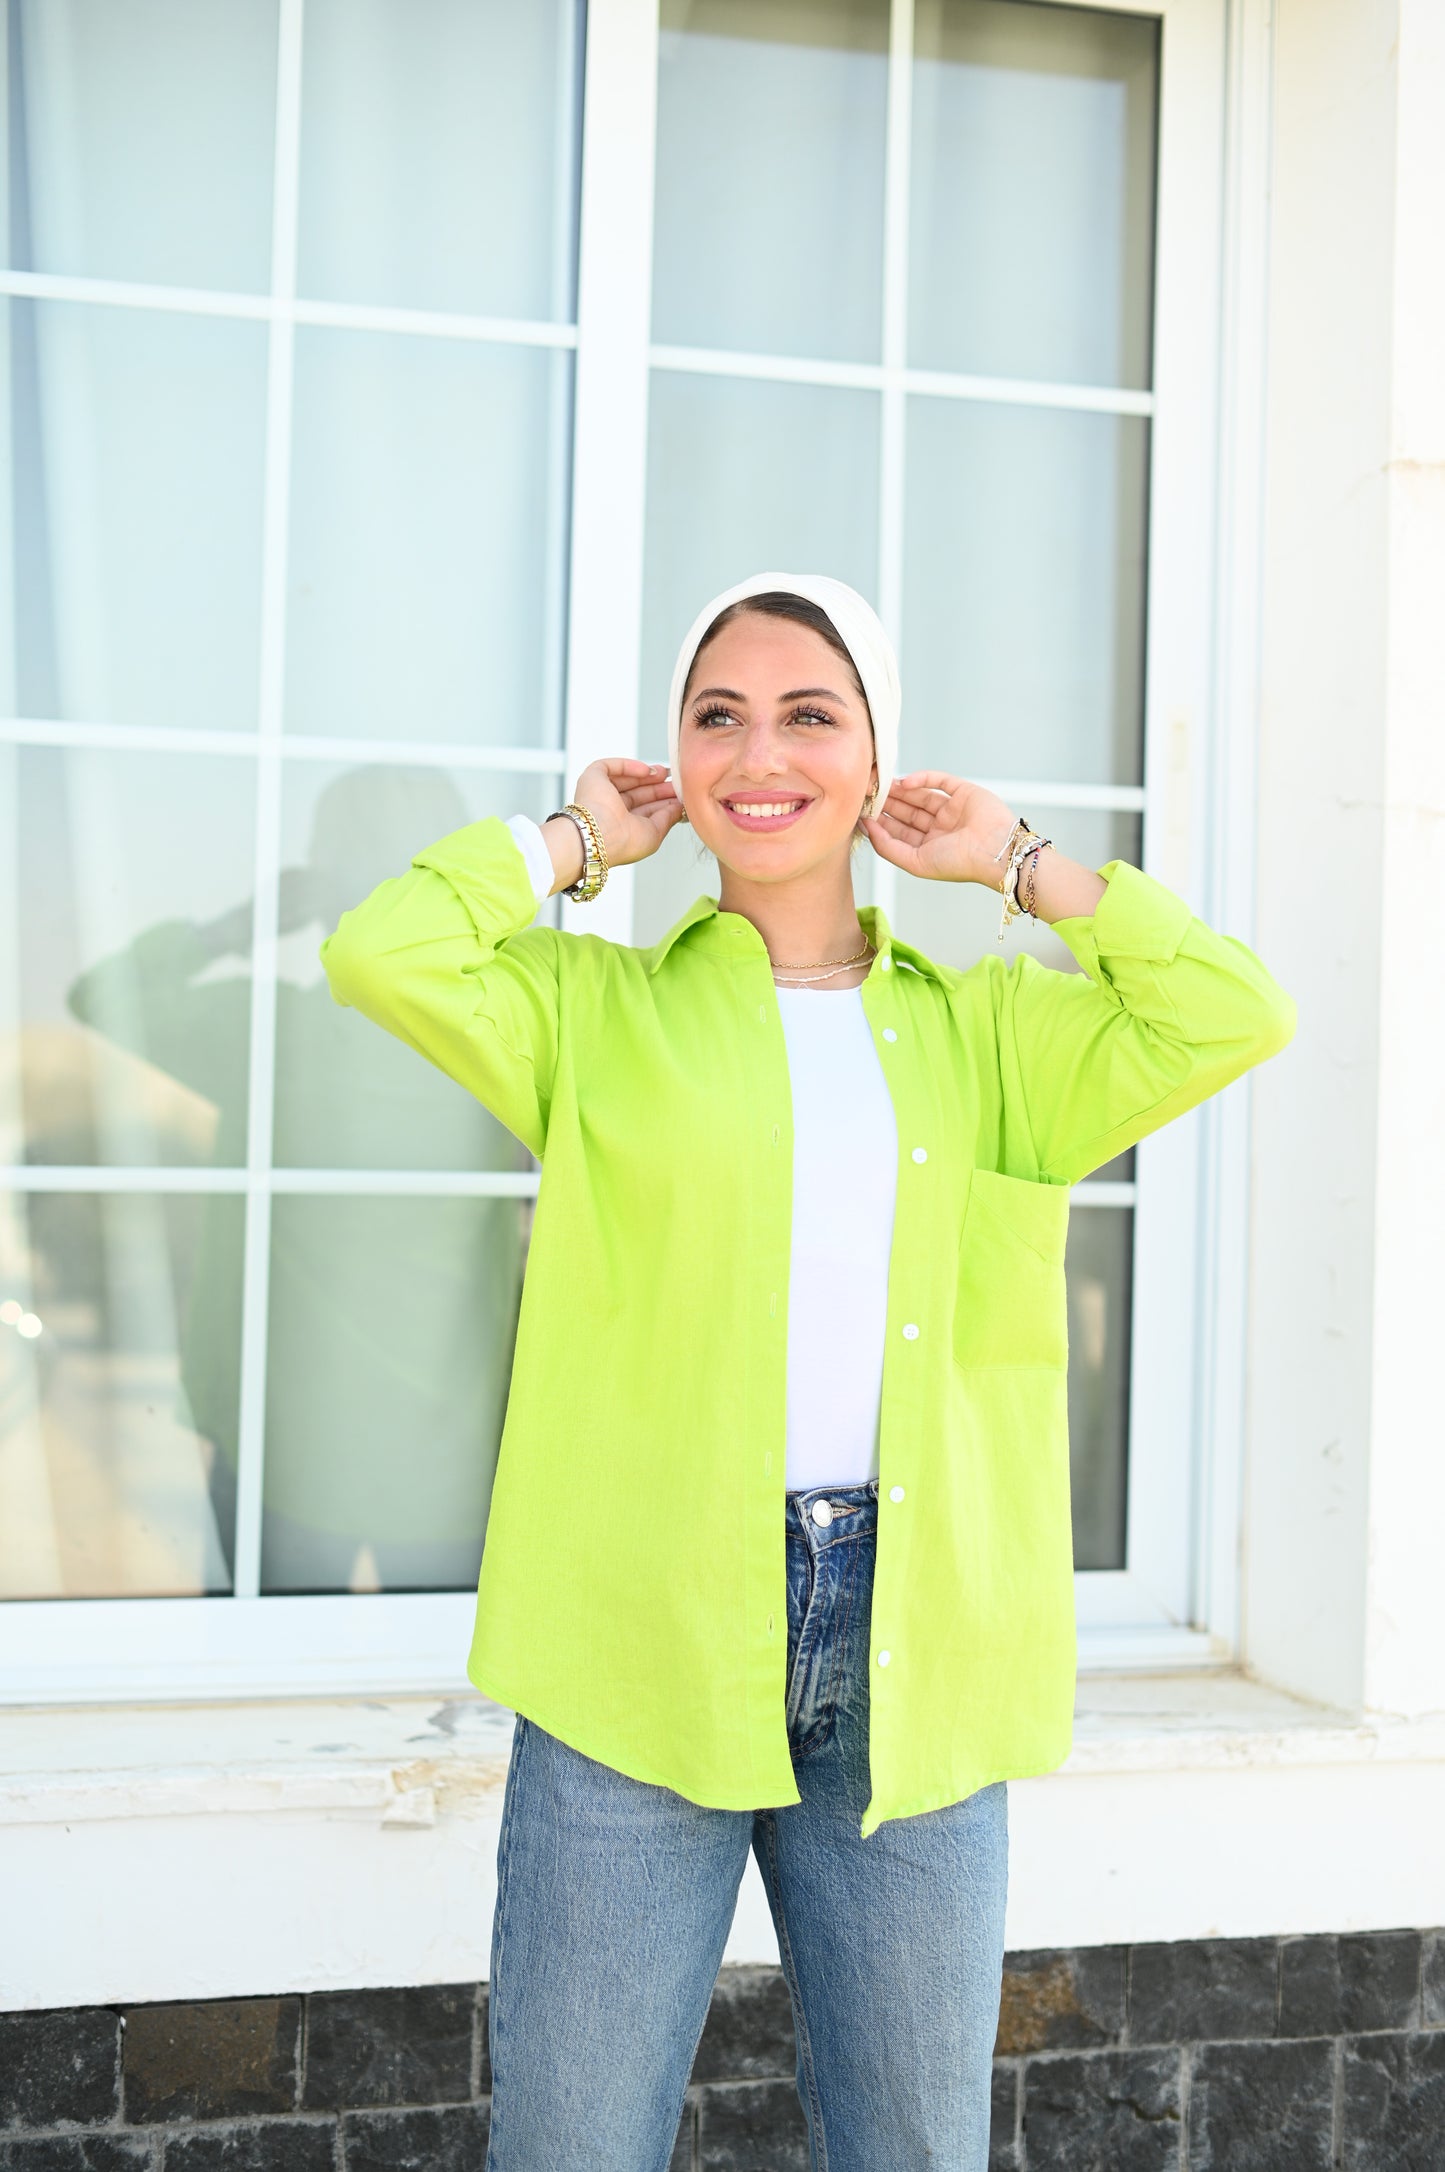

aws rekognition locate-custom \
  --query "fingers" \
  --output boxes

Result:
[874,804,934,846]
[860,812,921,873]
[640,799,688,832]
[885,778,962,808]
[614,779,680,810]
[891,770,966,792]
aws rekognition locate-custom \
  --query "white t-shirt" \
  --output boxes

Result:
[775,986,898,1490]
[506,814,898,1490]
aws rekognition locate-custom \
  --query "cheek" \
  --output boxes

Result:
[814,744,876,798]
[676,743,720,806]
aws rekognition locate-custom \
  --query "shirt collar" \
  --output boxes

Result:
[643,892,942,983]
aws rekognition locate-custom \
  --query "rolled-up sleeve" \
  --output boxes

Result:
[320,815,561,1159]
[994,858,1297,1184]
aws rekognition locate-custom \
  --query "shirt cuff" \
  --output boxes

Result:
[1049,858,1195,971]
[504,813,555,907]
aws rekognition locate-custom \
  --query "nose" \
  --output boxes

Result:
[732,720,793,780]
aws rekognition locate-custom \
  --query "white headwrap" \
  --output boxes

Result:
[664,571,901,820]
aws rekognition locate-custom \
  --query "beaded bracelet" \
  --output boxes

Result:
[992,818,1052,938]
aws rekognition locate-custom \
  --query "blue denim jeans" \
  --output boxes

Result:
[483,1477,1009,2171]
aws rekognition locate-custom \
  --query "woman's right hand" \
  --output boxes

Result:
[544,758,687,886]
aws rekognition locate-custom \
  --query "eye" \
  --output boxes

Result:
[689,701,838,730]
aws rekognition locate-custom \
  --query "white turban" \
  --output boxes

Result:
[664,571,901,820]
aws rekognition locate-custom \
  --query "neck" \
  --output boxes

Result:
[716,856,869,975]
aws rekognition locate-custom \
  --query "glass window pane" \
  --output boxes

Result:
[910,0,1159,389]
[638,371,880,767]
[297,0,583,322]
[260,1194,528,1594]
[283,329,573,747]
[274,761,559,1171]
[888,808,1141,975]
[0,746,257,1170]
[0,1188,243,1598]
[1066,1201,1132,1571]
[902,397,1149,788]
[1,299,268,733]
[5,0,279,293]
[652,0,889,363]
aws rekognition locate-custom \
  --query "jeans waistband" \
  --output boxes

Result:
[784,1477,879,1551]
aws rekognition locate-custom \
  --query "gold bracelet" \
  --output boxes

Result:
[993,818,1049,939]
[545,802,609,902]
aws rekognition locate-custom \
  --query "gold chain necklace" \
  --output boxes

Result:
[770,937,876,989]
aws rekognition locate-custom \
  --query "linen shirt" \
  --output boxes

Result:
[320,815,1296,1839]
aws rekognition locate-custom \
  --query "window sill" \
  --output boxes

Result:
[1067,1670,1445,1775]
[2,1674,1441,1830]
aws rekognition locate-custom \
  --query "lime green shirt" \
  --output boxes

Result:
[320,816,1295,1838]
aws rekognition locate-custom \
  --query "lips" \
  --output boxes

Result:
[720,796,812,831]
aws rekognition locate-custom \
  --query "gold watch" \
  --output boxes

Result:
[545,802,609,902]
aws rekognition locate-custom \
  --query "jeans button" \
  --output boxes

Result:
[811,1499,833,1527]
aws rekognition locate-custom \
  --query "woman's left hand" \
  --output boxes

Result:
[861,772,1019,888]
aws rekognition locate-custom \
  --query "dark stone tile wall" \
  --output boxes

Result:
[2,1933,1442,2171]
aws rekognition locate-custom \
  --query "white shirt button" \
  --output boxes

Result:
[889,1485,905,1503]
[877,1649,892,1667]
[902,1323,919,1340]
[811,1499,833,1527]
[912,1147,928,1163]
[880,955,892,971]
[882,1027,898,1043]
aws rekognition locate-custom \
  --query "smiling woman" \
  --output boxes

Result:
[319,567,1294,2172]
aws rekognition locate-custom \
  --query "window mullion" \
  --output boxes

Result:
[562,0,661,948]
[872,0,917,940]
[232,0,305,1604]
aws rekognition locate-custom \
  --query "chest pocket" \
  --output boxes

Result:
[952,1167,1071,1371]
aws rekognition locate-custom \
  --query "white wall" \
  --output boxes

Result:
[6,1685,1444,2008]
[1245,0,1445,1722]
[1360,0,1445,1720]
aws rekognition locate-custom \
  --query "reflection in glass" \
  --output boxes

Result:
[0,745,257,1170]
[1,299,268,733]
[653,0,888,364]
[0,1189,243,1598]
[902,397,1150,788]
[4,0,279,292]
[297,0,583,322]
[1065,1203,1132,1570]
[259,1195,529,1594]
[284,329,573,747]
[910,0,1159,389]
[890,810,1141,978]
[639,371,880,764]
[274,762,558,1170]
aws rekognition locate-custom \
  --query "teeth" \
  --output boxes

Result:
[729,801,804,819]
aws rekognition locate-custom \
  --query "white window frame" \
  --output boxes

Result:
[0,0,1257,1703]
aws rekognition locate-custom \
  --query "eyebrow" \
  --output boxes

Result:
[689,686,846,705]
